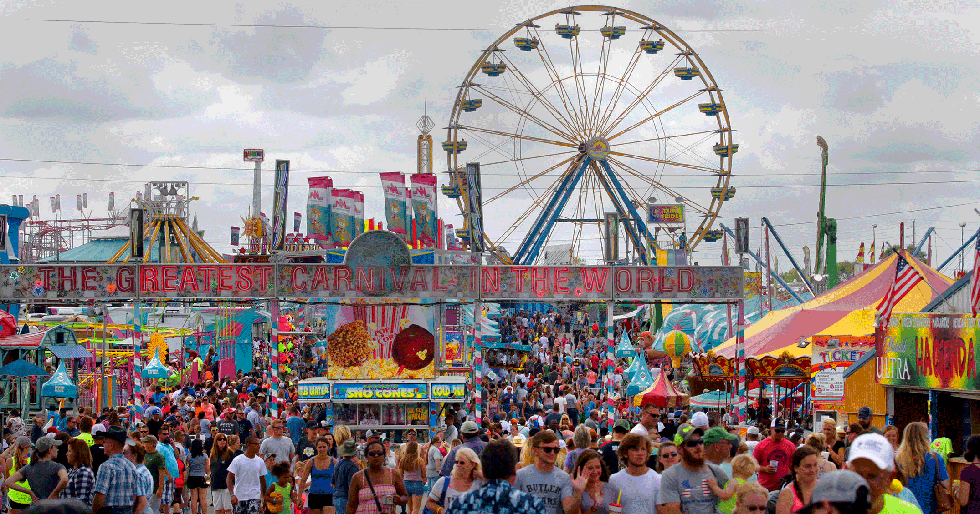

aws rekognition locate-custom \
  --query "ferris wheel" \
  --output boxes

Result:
[443,5,736,265]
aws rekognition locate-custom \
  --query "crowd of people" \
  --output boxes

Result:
[0,308,976,514]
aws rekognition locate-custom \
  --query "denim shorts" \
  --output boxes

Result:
[405,480,425,496]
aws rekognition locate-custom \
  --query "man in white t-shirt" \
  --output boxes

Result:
[631,403,664,441]
[555,394,567,414]
[226,437,267,513]
[609,433,662,514]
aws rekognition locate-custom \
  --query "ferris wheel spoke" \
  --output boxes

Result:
[482,148,578,167]
[495,157,582,253]
[568,37,589,138]
[457,124,578,150]
[596,45,646,132]
[497,51,584,137]
[484,155,577,204]
[602,54,683,138]
[470,84,576,142]
[607,156,711,214]
[608,149,720,176]
[588,37,615,137]
[664,131,723,171]
[615,129,719,148]
[606,89,705,141]
[531,27,589,139]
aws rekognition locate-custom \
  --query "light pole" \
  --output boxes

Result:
[961,222,967,272]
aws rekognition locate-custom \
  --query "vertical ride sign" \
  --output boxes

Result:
[466,162,484,253]
[272,160,289,250]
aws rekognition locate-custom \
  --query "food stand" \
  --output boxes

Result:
[296,376,467,441]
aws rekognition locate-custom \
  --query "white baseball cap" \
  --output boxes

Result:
[746,426,760,435]
[847,433,894,470]
[691,411,709,428]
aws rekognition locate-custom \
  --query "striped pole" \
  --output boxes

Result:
[270,297,280,420]
[133,302,143,421]
[473,301,483,425]
[605,300,615,426]
[737,300,747,422]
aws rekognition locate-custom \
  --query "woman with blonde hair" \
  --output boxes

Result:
[332,424,352,447]
[397,442,425,514]
[518,439,535,469]
[425,447,484,513]
[897,422,950,514]
[805,433,837,478]
[882,425,900,451]
[733,481,770,514]
[821,417,845,469]
[559,415,574,439]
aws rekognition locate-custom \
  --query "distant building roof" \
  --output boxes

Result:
[38,237,193,264]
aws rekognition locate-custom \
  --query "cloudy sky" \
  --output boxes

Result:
[1,0,978,272]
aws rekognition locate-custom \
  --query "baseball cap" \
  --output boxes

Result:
[746,426,760,436]
[14,436,30,449]
[306,421,318,429]
[461,421,480,434]
[365,429,377,438]
[614,420,631,433]
[773,418,788,430]
[858,406,873,419]
[512,435,526,448]
[676,423,704,443]
[35,437,63,453]
[798,470,870,514]
[847,433,894,471]
[703,426,738,444]
[691,412,709,428]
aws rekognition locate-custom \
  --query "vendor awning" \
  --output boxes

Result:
[48,344,93,359]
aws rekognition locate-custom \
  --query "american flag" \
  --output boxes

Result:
[970,229,980,314]
[876,254,923,327]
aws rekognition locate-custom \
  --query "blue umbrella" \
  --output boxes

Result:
[0,359,49,378]
[41,362,76,398]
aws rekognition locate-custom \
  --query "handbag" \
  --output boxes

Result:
[422,478,451,514]
[933,453,954,512]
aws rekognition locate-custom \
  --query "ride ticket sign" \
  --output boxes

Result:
[0,264,743,301]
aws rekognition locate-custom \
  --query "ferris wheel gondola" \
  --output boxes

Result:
[445,5,737,265]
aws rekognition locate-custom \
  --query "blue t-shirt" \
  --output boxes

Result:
[158,442,179,481]
[286,416,306,443]
[907,452,948,514]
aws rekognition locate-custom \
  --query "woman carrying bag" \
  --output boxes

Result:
[346,441,408,514]
[896,422,952,514]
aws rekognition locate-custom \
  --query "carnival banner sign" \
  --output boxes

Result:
[876,313,980,390]
[811,335,874,405]
[0,264,743,302]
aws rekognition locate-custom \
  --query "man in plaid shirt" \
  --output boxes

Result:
[92,426,139,514]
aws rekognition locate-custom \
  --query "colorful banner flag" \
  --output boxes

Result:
[353,191,365,239]
[307,177,332,243]
[231,226,240,246]
[869,241,876,264]
[271,160,290,250]
[857,243,865,263]
[411,174,438,247]
[293,212,302,233]
[380,172,410,237]
[330,189,356,247]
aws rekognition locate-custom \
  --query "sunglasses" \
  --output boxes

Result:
[660,452,678,458]
[743,506,767,512]
[538,446,560,453]
[685,440,704,448]
[774,428,785,433]
[367,451,385,457]
[455,460,468,465]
